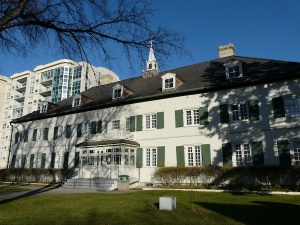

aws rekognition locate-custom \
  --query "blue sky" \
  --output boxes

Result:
[1,0,300,80]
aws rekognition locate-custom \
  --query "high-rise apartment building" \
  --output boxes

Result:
[0,59,119,168]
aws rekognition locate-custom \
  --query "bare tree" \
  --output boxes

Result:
[0,0,188,71]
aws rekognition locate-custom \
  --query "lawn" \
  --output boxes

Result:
[0,189,299,225]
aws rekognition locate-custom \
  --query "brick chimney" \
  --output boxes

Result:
[218,43,235,58]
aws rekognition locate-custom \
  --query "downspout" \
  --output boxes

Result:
[6,122,13,168]
[129,168,140,186]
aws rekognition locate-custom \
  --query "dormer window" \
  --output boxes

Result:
[161,73,177,91]
[40,102,47,113]
[73,94,81,107]
[224,60,243,79]
[112,84,123,100]
[165,78,174,89]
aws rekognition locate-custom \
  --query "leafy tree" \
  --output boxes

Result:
[0,0,187,71]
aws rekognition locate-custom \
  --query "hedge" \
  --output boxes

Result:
[153,166,300,189]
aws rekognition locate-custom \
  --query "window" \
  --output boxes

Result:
[61,127,66,138]
[125,117,130,131]
[28,97,33,104]
[185,109,199,125]
[224,60,243,79]
[231,103,249,121]
[112,120,120,129]
[30,77,35,84]
[187,146,202,166]
[293,141,300,165]
[106,148,122,165]
[39,128,48,140]
[146,148,157,167]
[40,103,47,113]
[29,87,34,94]
[73,96,81,107]
[165,78,174,89]
[285,97,300,117]
[161,73,176,91]
[145,114,157,129]
[233,143,252,166]
[114,88,121,99]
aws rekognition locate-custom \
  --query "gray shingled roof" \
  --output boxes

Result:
[12,55,300,123]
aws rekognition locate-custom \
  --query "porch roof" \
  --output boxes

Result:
[75,139,140,148]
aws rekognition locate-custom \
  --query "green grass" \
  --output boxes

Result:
[0,186,30,193]
[0,190,299,225]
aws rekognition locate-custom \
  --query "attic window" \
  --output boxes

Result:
[112,84,123,100]
[224,60,243,79]
[40,102,47,113]
[161,73,176,91]
[73,94,81,107]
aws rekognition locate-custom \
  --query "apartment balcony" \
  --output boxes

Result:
[14,93,25,102]
[13,103,24,109]
[39,85,52,97]
[15,82,27,93]
[40,75,53,86]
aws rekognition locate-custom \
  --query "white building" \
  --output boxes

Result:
[0,59,119,168]
[8,44,300,187]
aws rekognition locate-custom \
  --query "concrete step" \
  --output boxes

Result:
[62,178,118,190]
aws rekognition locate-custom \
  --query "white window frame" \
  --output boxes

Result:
[224,60,243,79]
[112,84,123,100]
[230,102,249,121]
[161,73,176,91]
[146,148,157,167]
[185,109,200,126]
[72,94,81,107]
[112,120,120,129]
[292,140,300,165]
[232,143,253,166]
[186,145,202,166]
[285,96,300,117]
[125,117,130,131]
[40,102,47,113]
[144,113,157,130]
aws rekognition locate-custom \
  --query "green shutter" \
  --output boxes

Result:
[50,153,56,168]
[11,155,16,168]
[199,107,209,125]
[136,115,143,131]
[30,154,34,168]
[43,128,48,140]
[77,124,82,137]
[66,125,71,138]
[157,146,165,167]
[272,96,285,118]
[41,153,46,168]
[91,121,97,134]
[249,100,260,121]
[220,104,229,123]
[75,152,80,167]
[53,127,58,140]
[21,155,26,168]
[157,112,164,129]
[222,143,232,166]
[252,141,264,166]
[130,116,135,132]
[175,110,183,128]
[33,129,37,141]
[97,120,102,133]
[201,144,211,166]
[15,132,19,144]
[136,148,143,168]
[277,140,291,166]
[63,152,69,169]
[176,146,185,166]
[24,131,28,142]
